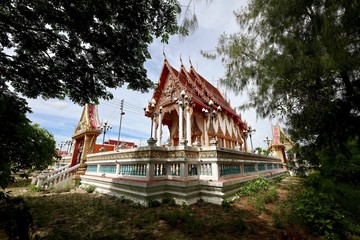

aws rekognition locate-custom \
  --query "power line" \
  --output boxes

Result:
[99,100,145,130]
[100,99,144,114]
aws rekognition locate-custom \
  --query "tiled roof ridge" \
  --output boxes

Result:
[154,59,245,127]
[189,65,239,118]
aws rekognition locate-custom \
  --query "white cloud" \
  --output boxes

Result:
[42,100,69,110]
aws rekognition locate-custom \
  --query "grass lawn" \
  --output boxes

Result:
[3,176,317,240]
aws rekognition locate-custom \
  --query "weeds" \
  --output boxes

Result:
[221,199,233,212]
[236,176,271,197]
[27,185,42,192]
[49,183,74,193]
[263,186,279,204]
[271,212,283,229]
[160,207,205,237]
[230,215,246,233]
[248,195,265,215]
[81,184,96,193]
[236,176,280,215]
[12,173,354,240]
[159,210,181,227]
[134,212,157,229]
[161,194,176,206]
[277,173,360,239]
[147,199,161,208]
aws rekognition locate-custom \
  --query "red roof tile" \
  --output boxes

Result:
[149,60,247,130]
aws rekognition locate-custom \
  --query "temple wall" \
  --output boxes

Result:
[81,145,286,205]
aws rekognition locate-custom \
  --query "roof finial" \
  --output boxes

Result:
[162,46,167,61]
[189,56,193,68]
[180,54,183,66]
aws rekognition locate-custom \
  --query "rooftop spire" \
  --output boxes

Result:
[162,46,167,61]
[180,53,184,66]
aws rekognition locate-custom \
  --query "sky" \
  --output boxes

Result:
[25,0,277,151]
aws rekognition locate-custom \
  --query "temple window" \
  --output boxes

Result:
[244,164,256,173]
[188,164,198,176]
[170,164,181,176]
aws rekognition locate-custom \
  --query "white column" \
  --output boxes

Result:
[116,163,120,175]
[152,117,156,140]
[204,118,209,146]
[157,112,162,146]
[186,107,191,145]
[179,107,183,140]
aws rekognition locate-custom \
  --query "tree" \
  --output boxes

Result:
[254,147,270,156]
[1,0,182,105]
[0,0,184,188]
[0,83,57,189]
[208,0,360,180]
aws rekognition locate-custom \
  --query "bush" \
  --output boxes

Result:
[232,216,246,233]
[159,210,181,227]
[283,173,360,239]
[27,185,42,192]
[237,176,271,197]
[184,217,204,237]
[160,206,205,237]
[161,194,176,206]
[263,186,279,204]
[271,212,283,229]
[221,199,233,212]
[147,199,161,208]
[82,184,96,193]
[50,183,74,193]
[289,188,344,239]
[248,195,265,215]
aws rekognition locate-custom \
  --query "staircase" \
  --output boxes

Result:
[32,164,80,189]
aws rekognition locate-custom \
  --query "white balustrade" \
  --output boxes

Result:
[36,164,80,188]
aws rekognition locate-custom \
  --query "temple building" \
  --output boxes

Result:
[35,59,286,205]
[145,58,249,150]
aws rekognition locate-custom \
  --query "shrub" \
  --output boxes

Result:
[159,210,181,227]
[134,212,157,229]
[289,188,344,239]
[28,184,42,192]
[184,217,204,237]
[221,199,233,212]
[50,183,74,193]
[82,184,96,193]
[271,176,284,184]
[147,199,161,208]
[271,212,283,229]
[282,174,360,239]
[248,195,265,215]
[162,194,176,206]
[160,206,205,237]
[234,218,246,233]
[237,176,270,197]
[263,186,279,204]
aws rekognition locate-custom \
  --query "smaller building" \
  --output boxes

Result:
[93,139,137,153]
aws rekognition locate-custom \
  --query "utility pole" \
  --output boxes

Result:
[117,99,125,147]
[263,137,272,148]
[244,126,256,152]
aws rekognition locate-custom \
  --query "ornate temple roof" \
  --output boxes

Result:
[149,59,247,130]
[72,103,101,138]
